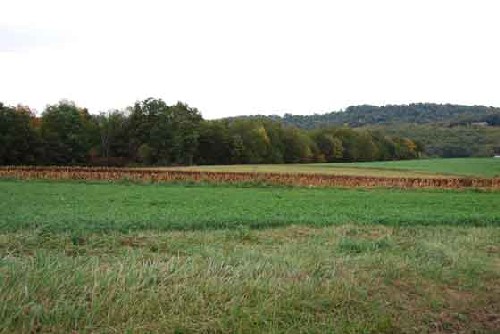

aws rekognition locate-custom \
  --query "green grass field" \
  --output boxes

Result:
[158,157,500,178]
[1,180,499,332]
[1,181,499,233]
[350,158,500,178]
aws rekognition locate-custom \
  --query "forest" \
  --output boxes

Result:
[0,99,423,166]
[229,103,500,158]
[277,103,500,128]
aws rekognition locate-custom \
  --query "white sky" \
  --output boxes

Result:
[1,0,499,119]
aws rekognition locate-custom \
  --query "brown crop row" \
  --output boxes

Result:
[1,166,499,189]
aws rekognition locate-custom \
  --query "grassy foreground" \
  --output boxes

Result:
[1,180,499,333]
[1,225,499,333]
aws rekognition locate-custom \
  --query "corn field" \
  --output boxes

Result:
[1,166,499,189]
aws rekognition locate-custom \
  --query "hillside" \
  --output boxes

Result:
[226,103,500,157]
[227,103,500,128]
[282,103,500,128]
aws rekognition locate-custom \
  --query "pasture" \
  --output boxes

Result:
[1,181,500,233]
[350,157,500,178]
[1,179,499,333]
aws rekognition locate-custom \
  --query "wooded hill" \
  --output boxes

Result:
[226,103,500,157]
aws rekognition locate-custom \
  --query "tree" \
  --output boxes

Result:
[128,98,171,163]
[393,138,419,160]
[283,127,313,163]
[197,120,232,165]
[310,130,343,162]
[169,102,203,165]
[261,120,285,163]
[127,98,202,165]
[228,119,272,163]
[40,101,95,164]
[94,110,129,165]
[0,103,39,164]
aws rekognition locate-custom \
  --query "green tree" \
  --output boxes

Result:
[283,127,313,163]
[197,120,232,165]
[40,101,94,164]
[311,130,343,162]
[169,102,203,165]
[95,110,129,165]
[127,98,202,165]
[0,103,39,164]
[261,120,285,163]
[128,98,171,163]
[228,119,271,163]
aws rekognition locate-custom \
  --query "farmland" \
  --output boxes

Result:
[161,157,500,178]
[1,162,500,190]
[1,181,500,233]
[2,1,500,331]
[348,158,500,178]
[1,159,499,333]
[1,179,500,333]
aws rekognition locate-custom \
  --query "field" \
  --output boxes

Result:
[1,181,500,233]
[2,162,500,190]
[159,157,500,178]
[1,179,499,333]
[349,158,500,178]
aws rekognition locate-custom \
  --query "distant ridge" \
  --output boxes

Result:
[224,103,500,129]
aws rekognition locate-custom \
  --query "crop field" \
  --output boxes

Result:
[2,180,500,233]
[160,157,500,178]
[1,164,500,190]
[1,179,499,333]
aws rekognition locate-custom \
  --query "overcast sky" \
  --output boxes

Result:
[1,0,499,118]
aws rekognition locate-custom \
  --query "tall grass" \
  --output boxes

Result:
[1,225,499,333]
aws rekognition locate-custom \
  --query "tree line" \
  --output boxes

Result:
[366,124,500,158]
[227,103,500,157]
[0,99,423,166]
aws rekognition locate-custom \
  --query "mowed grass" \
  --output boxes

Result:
[1,180,499,333]
[155,157,500,178]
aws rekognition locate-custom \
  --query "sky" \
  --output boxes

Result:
[1,0,499,119]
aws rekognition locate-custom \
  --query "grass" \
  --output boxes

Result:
[1,180,499,332]
[1,180,499,233]
[1,225,499,333]
[349,157,500,178]
[152,157,500,178]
